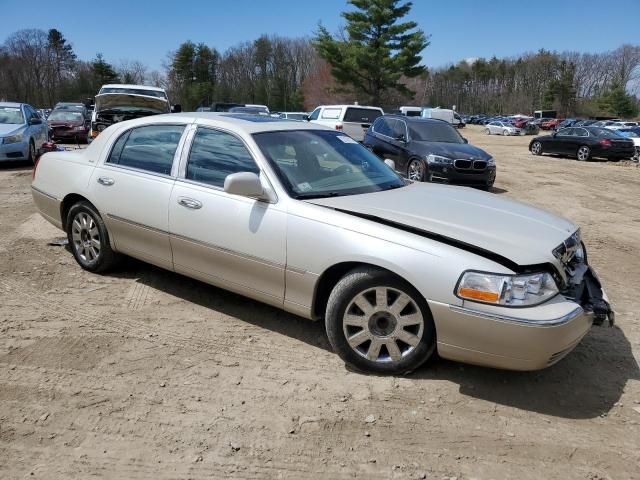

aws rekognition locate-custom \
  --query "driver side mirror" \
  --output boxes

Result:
[224,172,265,199]
[29,117,42,125]
[395,133,406,142]
[462,137,468,144]
[384,159,396,170]
[171,104,182,113]
[303,115,310,121]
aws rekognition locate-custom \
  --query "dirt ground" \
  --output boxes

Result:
[1,126,639,479]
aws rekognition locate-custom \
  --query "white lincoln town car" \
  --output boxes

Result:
[31,113,614,374]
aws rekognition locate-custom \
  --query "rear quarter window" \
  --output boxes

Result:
[344,108,382,123]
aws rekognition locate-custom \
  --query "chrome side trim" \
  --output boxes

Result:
[31,185,60,201]
[448,304,585,327]
[106,214,169,235]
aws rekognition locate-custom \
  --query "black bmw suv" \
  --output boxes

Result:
[364,115,496,189]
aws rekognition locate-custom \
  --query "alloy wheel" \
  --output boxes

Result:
[408,160,424,181]
[71,212,101,263]
[342,286,424,363]
[531,142,542,155]
[577,146,590,161]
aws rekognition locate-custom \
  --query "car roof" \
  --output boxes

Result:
[123,112,333,134]
[0,102,24,108]
[316,105,383,110]
[100,84,166,92]
[379,114,450,125]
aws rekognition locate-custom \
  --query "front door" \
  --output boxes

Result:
[88,123,187,270]
[168,127,286,307]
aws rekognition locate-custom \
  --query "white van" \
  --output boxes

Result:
[421,108,463,127]
[308,104,384,142]
[399,106,423,117]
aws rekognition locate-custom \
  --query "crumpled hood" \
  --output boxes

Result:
[0,124,23,136]
[48,119,84,127]
[307,182,577,267]
[95,93,169,113]
[411,141,491,160]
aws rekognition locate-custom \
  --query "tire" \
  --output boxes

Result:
[484,128,491,135]
[530,141,543,156]
[502,129,509,136]
[65,201,119,273]
[576,145,591,161]
[27,140,35,164]
[407,158,425,182]
[325,267,437,375]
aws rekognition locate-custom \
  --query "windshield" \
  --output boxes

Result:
[254,130,405,199]
[408,122,464,143]
[0,106,24,124]
[99,87,167,99]
[48,111,84,122]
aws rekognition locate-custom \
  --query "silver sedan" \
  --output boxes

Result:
[31,113,612,374]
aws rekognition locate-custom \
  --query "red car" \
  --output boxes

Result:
[47,109,89,143]
[541,118,563,130]
[513,118,531,129]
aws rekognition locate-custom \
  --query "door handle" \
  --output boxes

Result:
[178,197,202,210]
[97,176,115,186]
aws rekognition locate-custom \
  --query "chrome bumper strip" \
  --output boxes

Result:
[31,185,60,201]
[448,304,585,327]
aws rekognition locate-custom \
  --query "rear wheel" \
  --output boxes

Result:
[577,145,591,161]
[66,201,119,273]
[407,158,425,182]
[325,267,436,375]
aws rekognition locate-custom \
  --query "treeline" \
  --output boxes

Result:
[421,46,640,117]
[1,27,638,118]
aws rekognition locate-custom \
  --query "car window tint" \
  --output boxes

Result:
[344,108,382,123]
[321,108,342,120]
[373,118,392,137]
[107,131,130,164]
[109,125,184,175]
[391,119,407,139]
[186,128,259,187]
[557,128,573,136]
[308,108,320,121]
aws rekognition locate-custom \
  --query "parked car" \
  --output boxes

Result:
[364,115,495,189]
[308,104,384,142]
[31,113,613,373]
[541,118,563,130]
[555,119,578,131]
[89,84,177,142]
[398,106,423,117]
[47,109,90,144]
[529,126,635,161]
[573,119,598,127]
[513,117,532,129]
[0,102,48,163]
[605,121,639,130]
[616,127,640,160]
[484,121,523,136]
[277,112,309,121]
[421,108,464,128]
[53,102,90,121]
[228,106,269,115]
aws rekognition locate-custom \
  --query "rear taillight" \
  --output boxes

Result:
[599,139,612,146]
[335,123,343,131]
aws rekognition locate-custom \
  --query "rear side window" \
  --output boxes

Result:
[321,108,342,120]
[185,128,259,188]
[344,108,382,124]
[107,124,185,175]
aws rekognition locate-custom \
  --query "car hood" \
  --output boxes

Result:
[95,93,169,113]
[48,119,84,127]
[0,124,24,136]
[410,141,491,160]
[307,182,576,268]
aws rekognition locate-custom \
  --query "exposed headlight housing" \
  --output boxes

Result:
[486,156,495,165]
[426,154,453,165]
[456,271,559,307]
[2,132,23,144]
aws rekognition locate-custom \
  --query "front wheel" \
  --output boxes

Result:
[530,141,543,156]
[407,158,425,182]
[484,128,491,135]
[325,267,436,375]
[27,140,36,164]
[502,129,509,136]
[576,145,591,161]
[66,201,119,273]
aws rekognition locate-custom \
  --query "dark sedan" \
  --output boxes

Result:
[364,115,496,189]
[47,110,89,143]
[529,126,635,161]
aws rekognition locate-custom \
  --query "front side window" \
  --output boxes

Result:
[254,129,405,199]
[372,117,392,137]
[308,108,320,121]
[185,128,259,187]
[107,124,185,175]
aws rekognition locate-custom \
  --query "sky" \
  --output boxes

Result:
[1,0,638,71]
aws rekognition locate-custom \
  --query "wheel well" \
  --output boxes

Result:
[312,262,400,319]
[60,194,93,228]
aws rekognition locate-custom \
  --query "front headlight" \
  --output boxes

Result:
[486,156,495,165]
[3,132,24,144]
[426,154,453,165]
[456,271,558,307]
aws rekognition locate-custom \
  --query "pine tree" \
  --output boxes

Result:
[91,53,119,89]
[314,0,428,105]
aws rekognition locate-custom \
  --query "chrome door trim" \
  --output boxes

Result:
[106,214,169,236]
[31,185,60,201]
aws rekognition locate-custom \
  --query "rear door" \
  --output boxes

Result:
[342,107,383,142]
[88,123,188,270]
